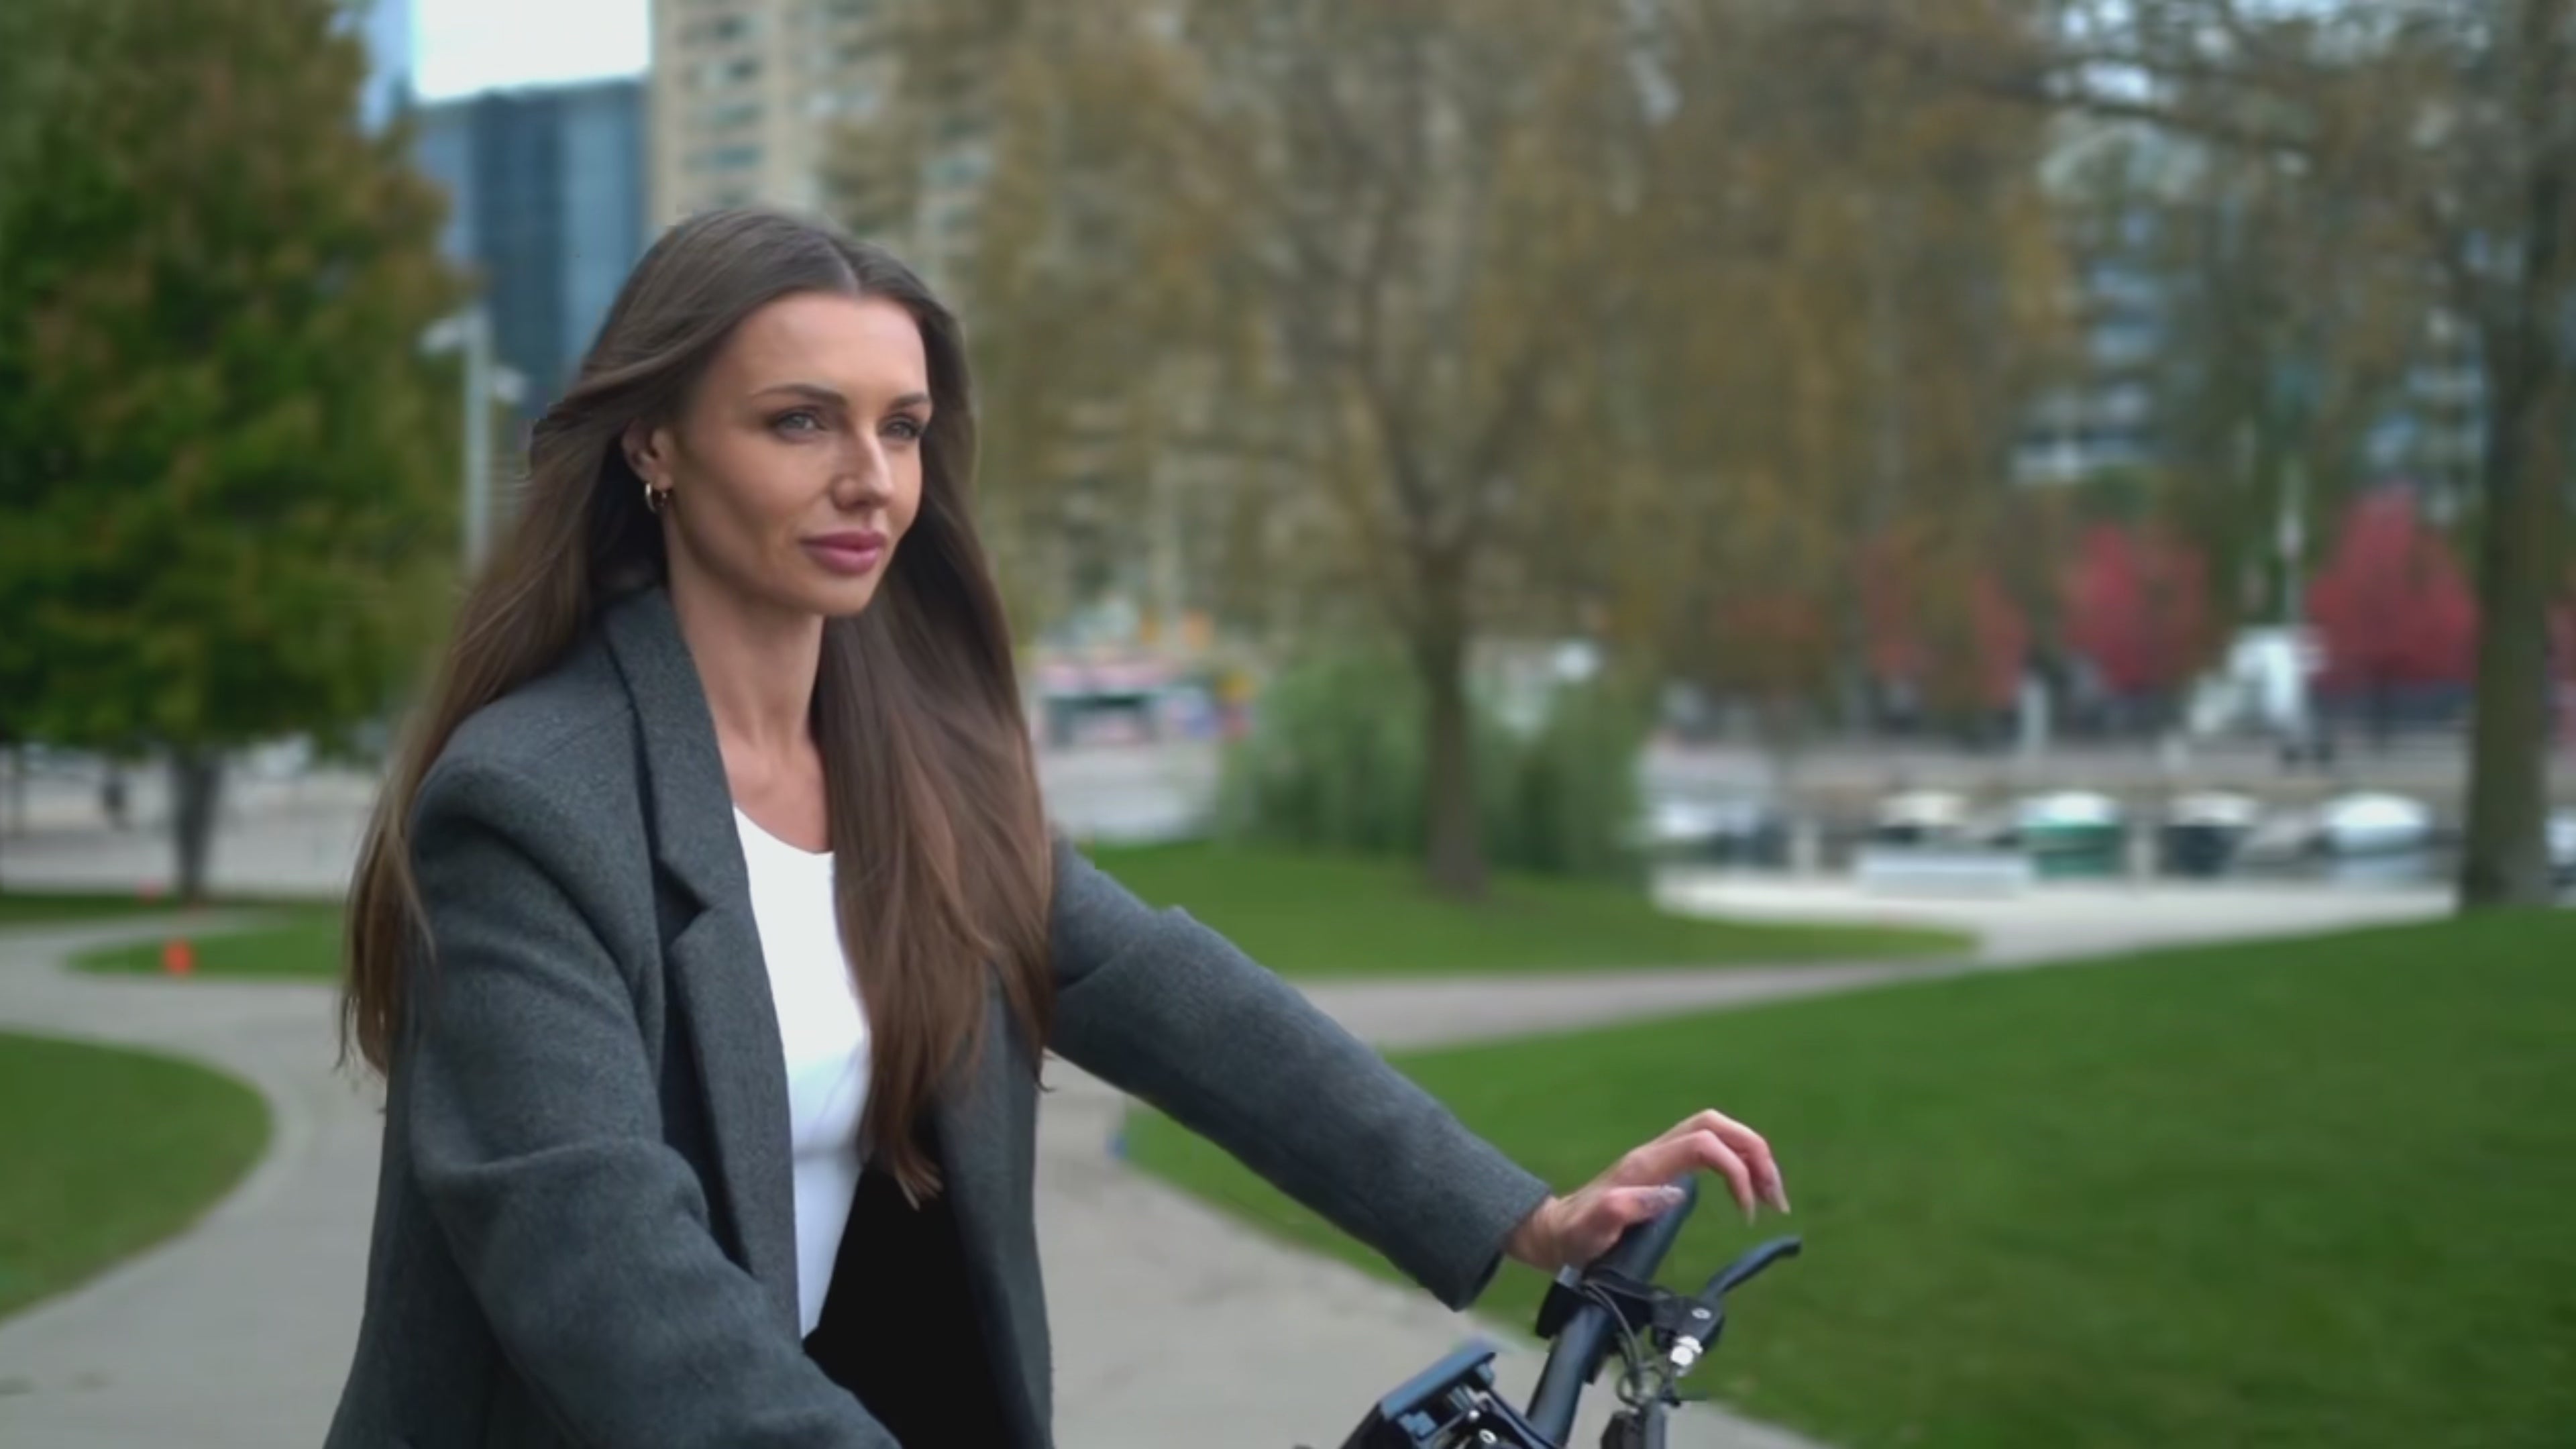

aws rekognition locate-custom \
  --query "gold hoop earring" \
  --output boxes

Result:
[643,480,669,515]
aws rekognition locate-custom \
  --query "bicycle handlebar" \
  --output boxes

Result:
[1524,1177,1701,1444]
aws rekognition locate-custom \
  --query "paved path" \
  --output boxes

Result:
[0,879,2449,1448]
[0,920,378,1448]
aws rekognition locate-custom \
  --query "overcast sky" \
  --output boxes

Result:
[413,0,649,100]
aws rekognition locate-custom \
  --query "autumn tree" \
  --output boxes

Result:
[840,0,2070,894]
[849,1,1659,898]
[1821,0,2573,904]
[2306,491,2480,739]
[0,0,460,898]
[2061,521,2216,707]
[1592,0,2068,749]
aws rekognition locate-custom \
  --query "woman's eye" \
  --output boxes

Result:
[772,409,824,436]
[883,416,926,443]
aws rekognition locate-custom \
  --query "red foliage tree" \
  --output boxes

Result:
[2304,491,2479,696]
[1863,539,2029,714]
[2060,523,2215,698]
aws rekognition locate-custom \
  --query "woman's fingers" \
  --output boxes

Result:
[1555,1114,1794,1269]
[1602,1182,1689,1226]
[1648,1109,1789,1212]
[1559,1184,1688,1267]
[1619,1130,1758,1221]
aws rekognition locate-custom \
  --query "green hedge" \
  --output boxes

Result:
[1218,645,1646,880]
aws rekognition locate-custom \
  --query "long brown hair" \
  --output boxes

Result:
[342,209,1053,1198]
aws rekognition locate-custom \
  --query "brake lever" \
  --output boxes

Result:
[1708,1236,1804,1300]
[1668,1236,1802,1372]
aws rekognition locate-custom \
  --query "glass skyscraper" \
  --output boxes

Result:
[414,79,649,429]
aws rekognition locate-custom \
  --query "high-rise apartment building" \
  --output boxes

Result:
[647,0,994,286]
[649,0,902,221]
[415,79,651,425]
[2014,119,2487,498]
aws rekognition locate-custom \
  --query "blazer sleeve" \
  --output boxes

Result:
[400,759,898,1448]
[1044,839,1554,1310]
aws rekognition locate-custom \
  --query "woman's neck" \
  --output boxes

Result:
[668,576,826,771]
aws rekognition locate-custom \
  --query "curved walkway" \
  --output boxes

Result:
[0,918,377,1448]
[0,879,2445,1448]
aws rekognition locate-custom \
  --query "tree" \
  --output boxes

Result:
[2043,118,2434,641]
[855,0,1658,898]
[1821,0,2573,906]
[0,0,460,898]
[844,1,2068,895]
[1864,540,2033,727]
[2306,490,2480,737]
[2062,521,2215,704]
[1544,0,2068,758]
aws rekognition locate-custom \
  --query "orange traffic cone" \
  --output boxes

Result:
[162,938,196,977]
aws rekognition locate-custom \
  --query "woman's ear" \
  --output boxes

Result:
[622,420,671,486]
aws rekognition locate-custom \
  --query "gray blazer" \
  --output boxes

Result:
[324,586,1552,1448]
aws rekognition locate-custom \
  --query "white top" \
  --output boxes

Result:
[732,807,872,1339]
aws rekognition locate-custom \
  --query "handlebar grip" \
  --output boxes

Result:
[1594,1177,1699,1284]
[1525,1177,1699,1445]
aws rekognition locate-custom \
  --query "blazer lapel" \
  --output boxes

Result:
[599,587,802,1334]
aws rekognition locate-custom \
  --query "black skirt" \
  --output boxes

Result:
[801,1163,1016,1448]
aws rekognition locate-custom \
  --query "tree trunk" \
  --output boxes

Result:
[1415,629,1488,902]
[0,745,15,893]
[2457,1,2568,912]
[170,746,224,904]
[2458,441,2559,908]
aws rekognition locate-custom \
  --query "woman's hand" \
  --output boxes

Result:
[1503,1110,1789,1275]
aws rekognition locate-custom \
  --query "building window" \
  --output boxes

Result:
[926,146,988,189]
[691,144,763,173]
[703,99,761,130]
[682,11,756,46]
[2090,319,2157,366]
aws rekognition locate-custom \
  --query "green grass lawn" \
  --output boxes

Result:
[1124,910,2576,1448]
[66,843,1966,981]
[72,905,343,980]
[0,1032,270,1320]
[1083,841,1968,974]
[0,890,207,927]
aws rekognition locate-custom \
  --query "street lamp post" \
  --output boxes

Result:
[421,307,526,574]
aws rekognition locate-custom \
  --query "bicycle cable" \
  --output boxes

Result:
[1578,1279,1673,1413]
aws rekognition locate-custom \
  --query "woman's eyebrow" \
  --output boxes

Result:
[749,382,932,413]
[750,381,849,407]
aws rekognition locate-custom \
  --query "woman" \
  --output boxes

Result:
[325,208,1786,1448]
